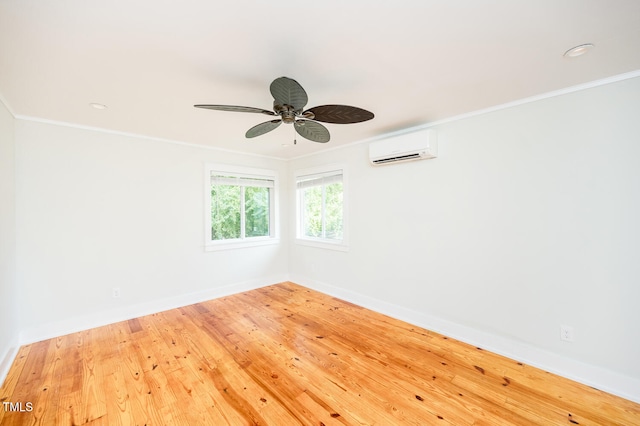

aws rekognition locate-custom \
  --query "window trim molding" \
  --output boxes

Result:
[294,163,349,252]
[204,163,279,251]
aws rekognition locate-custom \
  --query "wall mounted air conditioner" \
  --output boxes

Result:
[369,128,437,166]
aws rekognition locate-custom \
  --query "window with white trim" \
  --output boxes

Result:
[295,165,347,251]
[205,164,278,250]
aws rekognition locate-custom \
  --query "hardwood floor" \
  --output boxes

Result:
[1,282,639,425]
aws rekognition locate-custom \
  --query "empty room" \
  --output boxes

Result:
[1,1,640,425]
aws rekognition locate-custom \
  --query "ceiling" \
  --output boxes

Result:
[1,1,639,159]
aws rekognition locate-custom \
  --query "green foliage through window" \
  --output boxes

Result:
[245,186,270,237]
[211,184,241,240]
[297,170,343,241]
[210,174,273,241]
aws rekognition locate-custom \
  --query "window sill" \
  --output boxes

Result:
[205,237,279,252]
[295,238,349,252]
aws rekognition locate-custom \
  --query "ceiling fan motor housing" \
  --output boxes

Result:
[274,103,298,124]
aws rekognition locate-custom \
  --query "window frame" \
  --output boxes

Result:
[204,163,279,251]
[294,164,348,252]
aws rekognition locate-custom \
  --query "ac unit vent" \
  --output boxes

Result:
[371,152,425,164]
[369,128,437,166]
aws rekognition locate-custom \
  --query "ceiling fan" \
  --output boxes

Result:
[194,77,374,144]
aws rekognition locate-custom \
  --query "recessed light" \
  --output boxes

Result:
[563,43,594,58]
[89,103,108,110]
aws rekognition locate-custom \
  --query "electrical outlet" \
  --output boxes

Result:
[112,287,121,299]
[560,325,574,342]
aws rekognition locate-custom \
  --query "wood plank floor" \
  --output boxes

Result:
[1,282,639,425]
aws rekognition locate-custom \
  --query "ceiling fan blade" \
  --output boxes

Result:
[194,104,275,115]
[270,77,308,112]
[303,104,374,124]
[245,119,282,138]
[294,120,330,143]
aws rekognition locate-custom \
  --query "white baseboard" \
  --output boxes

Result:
[291,274,640,404]
[19,275,288,346]
[0,337,19,388]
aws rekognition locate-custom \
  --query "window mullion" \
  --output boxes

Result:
[321,183,326,239]
[302,190,307,238]
[270,186,275,237]
[240,186,246,239]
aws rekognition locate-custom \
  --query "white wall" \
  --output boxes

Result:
[289,76,640,400]
[0,98,18,380]
[14,120,289,342]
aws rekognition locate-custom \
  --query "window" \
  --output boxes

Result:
[205,164,278,250]
[295,165,348,251]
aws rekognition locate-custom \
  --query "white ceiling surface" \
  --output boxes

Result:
[1,1,640,159]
